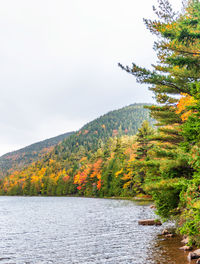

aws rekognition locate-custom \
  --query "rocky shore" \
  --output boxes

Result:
[139,204,200,263]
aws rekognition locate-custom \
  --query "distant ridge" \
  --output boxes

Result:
[0,131,74,177]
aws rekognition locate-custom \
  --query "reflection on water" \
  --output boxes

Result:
[0,197,193,264]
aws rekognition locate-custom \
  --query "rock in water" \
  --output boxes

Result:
[162,229,169,235]
[196,258,200,264]
[188,253,198,261]
[194,249,200,256]
[165,233,174,238]
[179,246,192,251]
[181,237,189,244]
[188,250,200,261]
[138,219,162,226]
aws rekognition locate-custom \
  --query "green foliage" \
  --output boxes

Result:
[152,189,180,219]
[180,209,200,244]
[135,121,154,160]
[182,83,200,145]
[145,178,188,219]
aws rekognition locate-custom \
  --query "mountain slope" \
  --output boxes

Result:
[0,131,74,177]
[0,103,154,195]
[55,103,153,155]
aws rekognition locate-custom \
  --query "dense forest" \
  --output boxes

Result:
[0,131,74,178]
[1,0,200,248]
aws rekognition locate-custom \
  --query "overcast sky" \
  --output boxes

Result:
[0,0,182,155]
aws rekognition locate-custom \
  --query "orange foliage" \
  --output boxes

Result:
[97,180,101,190]
[112,129,118,136]
[90,159,102,180]
[63,175,70,182]
[74,165,91,186]
[74,158,103,191]
[83,130,89,135]
[176,94,196,121]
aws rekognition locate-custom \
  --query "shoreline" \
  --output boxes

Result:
[0,194,153,201]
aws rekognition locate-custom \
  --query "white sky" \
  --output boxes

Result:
[0,0,182,155]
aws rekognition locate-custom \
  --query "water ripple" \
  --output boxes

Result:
[0,197,190,264]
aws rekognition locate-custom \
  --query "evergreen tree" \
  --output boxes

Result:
[135,121,154,160]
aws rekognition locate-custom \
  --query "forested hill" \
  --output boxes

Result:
[0,103,151,178]
[0,103,152,180]
[49,103,153,159]
[0,131,74,177]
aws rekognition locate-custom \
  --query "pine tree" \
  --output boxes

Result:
[135,121,154,160]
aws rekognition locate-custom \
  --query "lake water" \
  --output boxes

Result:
[0,197,193,264]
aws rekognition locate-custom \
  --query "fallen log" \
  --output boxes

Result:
[138,219,162,226]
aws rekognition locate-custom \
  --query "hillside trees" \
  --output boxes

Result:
[0,132,156,198]
[0,104,152,179]
[0,103,154,197]
[125,121,155,194]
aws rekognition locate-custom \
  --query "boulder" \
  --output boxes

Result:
[181,237,189,244]
[162,229,169,235]
[188,250,200,261]
[179,246,192,251]
[165,233,174,238]
[194,249,200,256]
[138,219,162,226]
[188,252,199,261]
